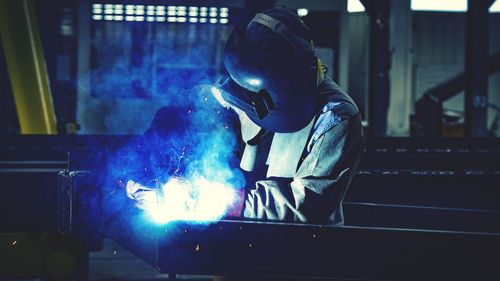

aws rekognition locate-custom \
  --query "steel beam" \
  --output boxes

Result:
[415,52,500,136]
[465,0,494,137]
[0,0,57,134]
[362,0,391,136]
[424,52,500,102]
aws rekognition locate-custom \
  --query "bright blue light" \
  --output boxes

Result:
[126,178,236,224]
[210,86,230,108]
[248,79,262,87]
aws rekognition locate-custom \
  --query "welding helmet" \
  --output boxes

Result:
[217,7,323,133]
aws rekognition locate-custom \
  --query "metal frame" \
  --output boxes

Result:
[465,0,495,136]
[361,0,391,137]
[415,51,500,136]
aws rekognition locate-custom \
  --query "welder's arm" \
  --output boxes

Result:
[241,116,364,224]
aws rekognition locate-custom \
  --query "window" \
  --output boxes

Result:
[411,0,467,12]
[348,0,365,13]
[92,4,229,24]
[490,0,500,13]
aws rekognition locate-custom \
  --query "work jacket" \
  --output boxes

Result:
[240,76,364,225]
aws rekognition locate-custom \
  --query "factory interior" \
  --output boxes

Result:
[1,0,499,280]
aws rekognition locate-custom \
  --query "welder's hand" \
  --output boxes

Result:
[125,180,157,209]
[225,189,246,219]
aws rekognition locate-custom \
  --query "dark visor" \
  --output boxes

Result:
[219,76,275,119]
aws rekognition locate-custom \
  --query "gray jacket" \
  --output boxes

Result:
[242,76,364,225]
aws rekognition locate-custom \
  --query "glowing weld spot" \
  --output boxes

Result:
[126,178,236,224]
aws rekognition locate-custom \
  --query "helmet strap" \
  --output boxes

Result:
[248,13,313,55]
[316,57,325,86]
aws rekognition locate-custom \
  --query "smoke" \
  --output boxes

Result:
[80,23,230,134]
[80,23,243,244]
[97,85,245,234]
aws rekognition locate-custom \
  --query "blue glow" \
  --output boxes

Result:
[100,84,244,226]
[248,79,262,87]
[211,86,231,109]
[88,15,242,235]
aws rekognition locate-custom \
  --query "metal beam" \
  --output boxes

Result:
[465,0,494,137]
[0,0,57,134]
[387,0,412,136]
[415,51,500,137]
[362,0,391,136]
[424,52,500,102]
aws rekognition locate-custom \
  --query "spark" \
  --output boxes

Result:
[195,244,200,251]
[12,240,17,246]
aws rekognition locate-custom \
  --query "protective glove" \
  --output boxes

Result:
[125,180,157,210]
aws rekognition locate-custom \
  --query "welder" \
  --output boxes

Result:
[216,6,365,225]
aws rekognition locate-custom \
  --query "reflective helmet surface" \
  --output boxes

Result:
[221,7,319,133]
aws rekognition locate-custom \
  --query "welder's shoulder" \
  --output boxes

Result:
[303,96,363,178]
[318,76,359,116]
[309,76,361,143]
[300,113,363,179]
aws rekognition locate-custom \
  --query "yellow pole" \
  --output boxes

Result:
[0,0,57,134]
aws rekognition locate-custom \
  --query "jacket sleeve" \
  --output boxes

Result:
[242,114,364,224]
